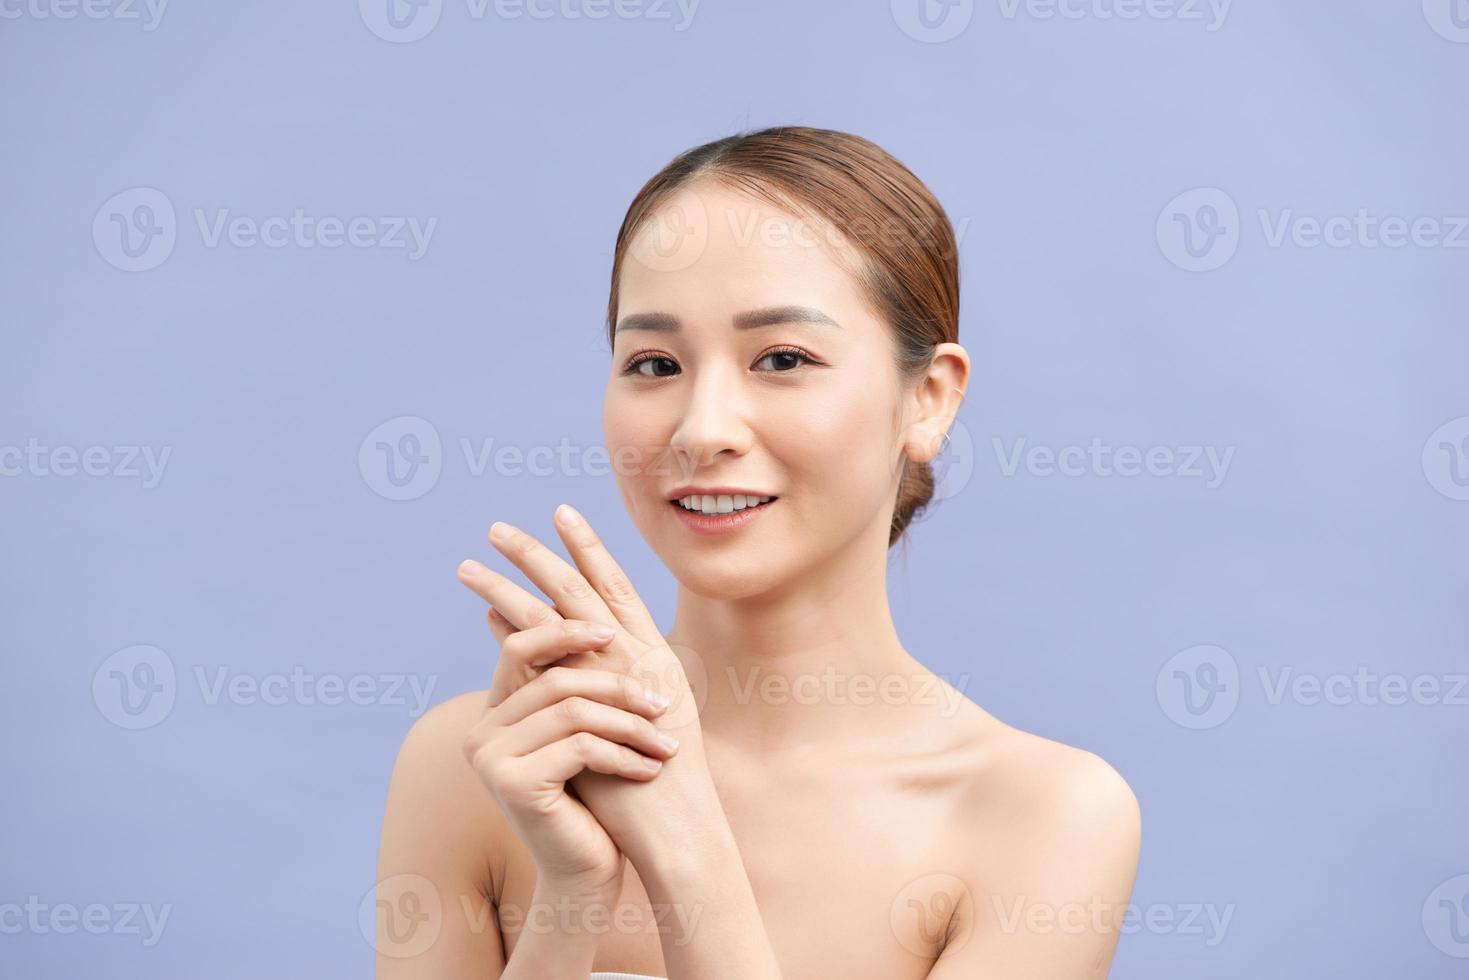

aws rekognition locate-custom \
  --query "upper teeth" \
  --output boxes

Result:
[677,494,774,514]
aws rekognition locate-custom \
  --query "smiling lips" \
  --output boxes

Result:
[673,492,776,515]
[667,491,779,536]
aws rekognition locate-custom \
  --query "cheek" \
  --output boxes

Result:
[603,392,670,488]
[778,391,899,501]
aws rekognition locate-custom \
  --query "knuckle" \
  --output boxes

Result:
[509,534,542,559]
[554,696,590,723]
[559,574,595,601]
[570,730,599,756]
[540,666,575,695]
[602,572,639,605]
[525,605,558,628]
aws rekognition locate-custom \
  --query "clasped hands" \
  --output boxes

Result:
[456,503,717,885]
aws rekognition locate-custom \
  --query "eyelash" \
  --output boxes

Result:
[620,345,822,378]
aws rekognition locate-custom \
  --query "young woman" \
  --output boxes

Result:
[375,126,1142,979]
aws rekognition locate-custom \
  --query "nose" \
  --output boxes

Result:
[667,370,753,475]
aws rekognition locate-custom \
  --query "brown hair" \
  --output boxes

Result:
[605,126,961,549]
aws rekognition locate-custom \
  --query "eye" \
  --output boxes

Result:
[754,346,820,373]
[622,352,680,378]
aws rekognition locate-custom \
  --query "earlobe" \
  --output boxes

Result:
[904,422,948,465]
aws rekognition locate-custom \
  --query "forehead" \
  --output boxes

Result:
[617,179,874,328]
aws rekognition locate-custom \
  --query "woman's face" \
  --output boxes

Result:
[603,179,923,599]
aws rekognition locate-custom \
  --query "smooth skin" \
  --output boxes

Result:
[375,180,1142,979]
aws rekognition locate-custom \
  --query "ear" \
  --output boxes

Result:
[902,343,971,464]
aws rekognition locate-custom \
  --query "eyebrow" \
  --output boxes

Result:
[614,305,843,336]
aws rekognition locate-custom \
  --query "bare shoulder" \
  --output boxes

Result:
[380,688,508,894]
[939,697,1142,878]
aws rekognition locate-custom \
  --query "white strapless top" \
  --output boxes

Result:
[589,974,668,980]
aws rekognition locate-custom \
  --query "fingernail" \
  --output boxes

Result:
[556,503,582,526]
[490,522,512,541]
[642,689,670,711]
[656,732,680,753]
[641,755,663,771]
[588,623,615,640]
[458,559,482,575]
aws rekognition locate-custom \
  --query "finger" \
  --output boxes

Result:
[490,665,668,728]
[457,558,561,631]
[501,619,617,671]
[486,607,513,645]
[486,521,616,630]
[552,504,661,644]
[506,732,665,789]
[500,697,679,762]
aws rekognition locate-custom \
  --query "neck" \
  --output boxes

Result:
[664,520,922,753]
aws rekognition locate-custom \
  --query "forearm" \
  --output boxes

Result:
[498,880,609,980]
[630,813,783,980]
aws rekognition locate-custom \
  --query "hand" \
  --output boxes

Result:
[460,644,680,902]
[457,505,720,867]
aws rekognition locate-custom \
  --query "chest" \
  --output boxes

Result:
[497,755,968,979]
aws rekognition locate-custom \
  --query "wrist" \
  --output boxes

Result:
[500,878,617,955]
[628,797,740,894]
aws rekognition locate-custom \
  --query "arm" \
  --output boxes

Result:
[924,750,1143,980]
[374,691,608,979]
[581,728,785,980]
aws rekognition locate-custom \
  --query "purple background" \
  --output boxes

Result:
[3,1,1467,977]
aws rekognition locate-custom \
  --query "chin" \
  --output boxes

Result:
[664,550,784,602]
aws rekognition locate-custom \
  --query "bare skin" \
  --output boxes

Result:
[375,180,1141,978]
